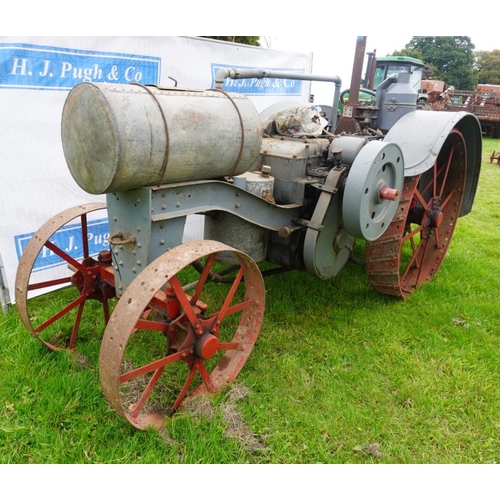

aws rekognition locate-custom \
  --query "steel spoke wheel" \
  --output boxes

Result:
[99,240,265,430]
[366,130,467,299]
[15,203,114,350]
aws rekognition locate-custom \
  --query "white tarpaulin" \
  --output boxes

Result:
[0,36,313,309]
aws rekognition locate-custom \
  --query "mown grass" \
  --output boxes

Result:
[1,138,499,465]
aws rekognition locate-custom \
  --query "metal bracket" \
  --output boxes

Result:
[311,182,338,195]
[292,218,324,232]
[303,165,352,279]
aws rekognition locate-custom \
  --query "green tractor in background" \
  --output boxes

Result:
[342,53,432,111]
[370,55,431,106]
[320,53,432,128]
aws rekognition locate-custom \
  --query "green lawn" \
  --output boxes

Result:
[1,137,499,466]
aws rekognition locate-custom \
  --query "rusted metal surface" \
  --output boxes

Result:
[437,86,500,137]
[99,239,265,430]
[347,36,367,106]
[366,130,467,299]
[334,36,367,135]
[490,151,500,165]
[15,203,110,350]
[380,187,400,201]
[444,91,500,121]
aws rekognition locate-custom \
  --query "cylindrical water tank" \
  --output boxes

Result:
[61,83,263,194]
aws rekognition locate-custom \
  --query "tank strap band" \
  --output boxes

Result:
[210,88,245,178]
[131,83,171,186]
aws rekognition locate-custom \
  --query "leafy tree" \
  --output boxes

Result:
[390,46,435,79]
[391,46,424,61]
[201,36,260,47]
[402,37,477,90]
[475,50,500,85]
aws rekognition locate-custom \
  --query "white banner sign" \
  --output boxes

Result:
[0,36,313,309]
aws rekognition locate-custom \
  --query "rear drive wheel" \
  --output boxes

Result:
[366,130,467,299]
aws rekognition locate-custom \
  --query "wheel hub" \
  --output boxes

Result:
[194,332,219,359]
[71,257,99,293]
[342,141,404,241]
[429,197,443,228]
[70,255,115,302]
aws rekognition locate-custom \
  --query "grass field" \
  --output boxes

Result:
[1,137,499,467]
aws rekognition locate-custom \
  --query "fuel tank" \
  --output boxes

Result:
[61,83,263,194]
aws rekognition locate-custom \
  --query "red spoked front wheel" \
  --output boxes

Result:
[99,240,265,430]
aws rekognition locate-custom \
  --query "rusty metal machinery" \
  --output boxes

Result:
[15,37,482,430]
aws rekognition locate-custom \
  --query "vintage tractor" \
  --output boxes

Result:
[15,37,482,430]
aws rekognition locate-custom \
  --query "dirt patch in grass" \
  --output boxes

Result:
[183,383,268,452]
[353,442,383,459]
[116,362,267,451]
[220,384,268,452]
[74,353,93,369]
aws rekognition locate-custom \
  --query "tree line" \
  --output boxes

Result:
[392,36,500,90]
[204,36,499,90]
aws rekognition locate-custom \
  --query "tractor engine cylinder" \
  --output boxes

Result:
[61,83,263,194]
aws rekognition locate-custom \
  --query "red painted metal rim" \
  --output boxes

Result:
[15,203,108,351]
[99,240,265,430]
[366,130,467,299]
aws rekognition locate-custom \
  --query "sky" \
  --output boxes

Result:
[264,34,499,105]
[4,4,496,105]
